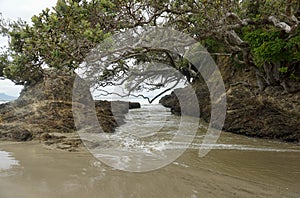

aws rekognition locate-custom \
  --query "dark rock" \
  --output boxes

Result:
[160,94,177,108]
[129,102,141,109]
[160,85,203,118]
[0,69,140,150]
[160,58,300,143]
[0,125,33,141]
[11,130,33,141]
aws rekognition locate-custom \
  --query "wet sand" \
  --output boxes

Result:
[0,140,299,198]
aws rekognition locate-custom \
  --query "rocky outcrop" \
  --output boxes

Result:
[0,69,140,151]
[160,58,300,143]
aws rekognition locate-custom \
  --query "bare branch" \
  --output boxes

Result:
[95,78,181,104]
[225,12,251,26]
[268,16,292,33]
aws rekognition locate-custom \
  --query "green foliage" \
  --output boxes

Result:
[241,0,286,19]
[244,28,284,66]
[0,0,114,84]
[202,38,225,53]
[243,26,300,77]
[286,34,300,62]
[0,0,299,87]
[278,67,288,73]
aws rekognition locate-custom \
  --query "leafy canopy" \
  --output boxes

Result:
[0,0,116,84]
[0,0,299,91]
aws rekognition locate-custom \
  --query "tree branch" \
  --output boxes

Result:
[268,16,292,33]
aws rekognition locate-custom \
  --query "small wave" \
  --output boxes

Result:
[114,138,300,153]
[188,143,300,153]
[172,162,189,168]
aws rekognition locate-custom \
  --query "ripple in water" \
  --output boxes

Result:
[80,104,300,172]
[80,104,200,172]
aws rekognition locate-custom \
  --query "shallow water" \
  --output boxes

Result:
[0,104,299,197]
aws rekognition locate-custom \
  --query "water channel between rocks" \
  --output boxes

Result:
[0,104,299,198]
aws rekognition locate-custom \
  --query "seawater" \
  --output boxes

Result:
[0,104,299,197]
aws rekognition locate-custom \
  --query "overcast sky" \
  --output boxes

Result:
[0,0,57,96]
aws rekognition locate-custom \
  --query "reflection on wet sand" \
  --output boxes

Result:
[0,151,19,170]
[0,140,299,198]
[0,150,20,178]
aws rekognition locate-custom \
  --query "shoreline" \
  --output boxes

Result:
[0,138,299,197]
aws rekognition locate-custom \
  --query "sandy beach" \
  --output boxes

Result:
[0,136,299,198]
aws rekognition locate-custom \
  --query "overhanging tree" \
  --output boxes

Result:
[0,0,118,85]
[142,0,300,92]
[0,0,299,96]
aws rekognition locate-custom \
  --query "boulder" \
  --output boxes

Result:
[0,69,140,151]
[160,59,300,143]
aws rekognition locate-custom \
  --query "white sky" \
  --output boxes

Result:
[0,0,57,96]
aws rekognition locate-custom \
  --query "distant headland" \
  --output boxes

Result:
[0,93,17,101]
